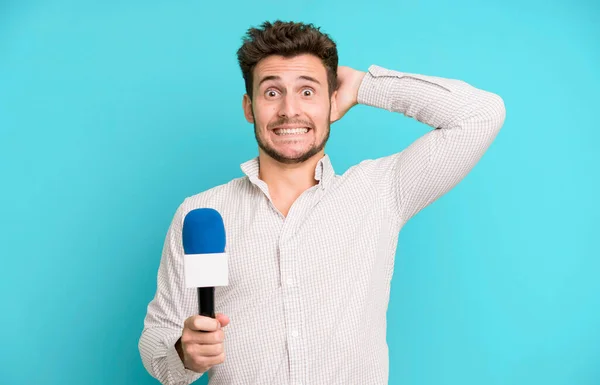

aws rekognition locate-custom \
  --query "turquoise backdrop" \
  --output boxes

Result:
[1,0,598,384]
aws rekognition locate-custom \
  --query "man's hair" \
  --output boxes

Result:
[236,20,338,100]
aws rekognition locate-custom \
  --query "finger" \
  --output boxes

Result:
[183,329,225,345]
[194,352,225,368]
[215,313,230,328]
[206,352,226,366]
[184,315,220,332]
[193,342,224,357]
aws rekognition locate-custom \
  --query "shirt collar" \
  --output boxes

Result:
[240,154,335,190]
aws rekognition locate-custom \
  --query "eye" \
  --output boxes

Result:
[302,89,314,97]
[265,89,280,98]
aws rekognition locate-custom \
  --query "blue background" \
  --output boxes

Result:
[1,0,598,384]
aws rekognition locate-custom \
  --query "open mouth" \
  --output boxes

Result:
[273,127,311,136]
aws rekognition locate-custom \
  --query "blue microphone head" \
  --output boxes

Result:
[182,208,226,254]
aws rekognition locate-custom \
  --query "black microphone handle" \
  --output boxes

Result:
[197,287,215,318]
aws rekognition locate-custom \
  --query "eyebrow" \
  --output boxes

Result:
[258,75,321,87]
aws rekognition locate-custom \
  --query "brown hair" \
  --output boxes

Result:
[236,20,338,100]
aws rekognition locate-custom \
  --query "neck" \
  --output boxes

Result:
[258,151,324,196]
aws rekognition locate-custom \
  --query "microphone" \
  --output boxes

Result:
[182,208,228,318]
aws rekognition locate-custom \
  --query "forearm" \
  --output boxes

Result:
[357,65,505,133]
[139,202,205,384]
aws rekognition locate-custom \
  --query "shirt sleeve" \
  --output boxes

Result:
[138,201,205,385]
[356,64,506,225]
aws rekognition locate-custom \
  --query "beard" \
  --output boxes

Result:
[253,108,331,165]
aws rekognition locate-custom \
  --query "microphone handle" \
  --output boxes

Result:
[197,287,215,318]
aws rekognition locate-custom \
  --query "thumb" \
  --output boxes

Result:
[215,313,230,328]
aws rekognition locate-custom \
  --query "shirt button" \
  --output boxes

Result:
[290,330,299,338]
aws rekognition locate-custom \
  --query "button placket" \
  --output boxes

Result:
[279,219,306,384]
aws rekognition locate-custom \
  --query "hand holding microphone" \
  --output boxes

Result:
[177,208,230,372]
[177,313,230,372]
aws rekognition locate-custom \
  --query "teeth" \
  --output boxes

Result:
[274,128,309,135]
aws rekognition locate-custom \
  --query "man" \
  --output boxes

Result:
[139,20,506,385]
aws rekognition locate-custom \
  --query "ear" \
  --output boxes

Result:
[242,94,254,123]
[329,90,339,123]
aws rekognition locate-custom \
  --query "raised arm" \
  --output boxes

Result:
[353,65,506,224]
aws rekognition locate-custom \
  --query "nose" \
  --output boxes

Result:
[278,93,300,118]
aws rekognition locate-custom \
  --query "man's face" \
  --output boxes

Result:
[243,54,335,164]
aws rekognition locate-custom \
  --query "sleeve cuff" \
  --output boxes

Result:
[357,64,452,111]
[357,64,400,110]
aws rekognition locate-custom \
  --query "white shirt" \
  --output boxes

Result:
[139,64,506,385]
